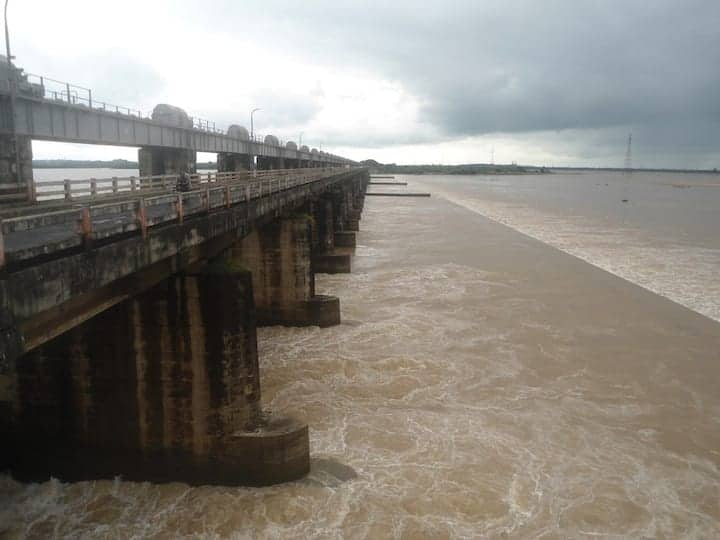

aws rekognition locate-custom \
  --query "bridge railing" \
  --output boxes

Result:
[33,168,337,203]
[25,74,146,117]
[0,167,357,266]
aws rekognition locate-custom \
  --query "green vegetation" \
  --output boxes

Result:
[33,159,218,170]
[33,159,138,169]
[361,159,547,175]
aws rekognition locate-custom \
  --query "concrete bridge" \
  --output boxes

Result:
[0,59,369,486]
[0,58,354,203]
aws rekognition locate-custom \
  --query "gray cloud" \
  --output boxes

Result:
[19,0,720,165]
[192,0,720,161]
[247,88,323,132]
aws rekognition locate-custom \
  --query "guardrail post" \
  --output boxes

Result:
[90,178,97,198]
[130,176,137,191]
[80,207,92,246]
[137,198,148,239]
[64,179,72,201]
[225,185,231,208]
[176,194,184,224]
[112,176,118,194]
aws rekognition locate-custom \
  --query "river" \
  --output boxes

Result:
[1,170,719,538]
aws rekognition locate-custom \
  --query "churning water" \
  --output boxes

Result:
[1,171,719,538]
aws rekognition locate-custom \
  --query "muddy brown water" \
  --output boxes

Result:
[2,172,719,538]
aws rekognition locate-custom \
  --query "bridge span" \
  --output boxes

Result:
[0,59,369,486]
[0,58,355,203]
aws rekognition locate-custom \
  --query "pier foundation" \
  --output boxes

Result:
[5,266,309,486]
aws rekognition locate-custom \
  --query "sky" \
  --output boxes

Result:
[13,0,720,168]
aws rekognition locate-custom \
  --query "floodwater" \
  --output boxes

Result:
[1,171,719,538]
[412,171,720,322]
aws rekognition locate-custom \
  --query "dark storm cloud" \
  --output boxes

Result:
[193,0,720,155]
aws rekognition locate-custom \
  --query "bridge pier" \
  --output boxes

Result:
[4,265,309,486]
[217,152,253,172]
[256,156,286,170]
[233,214,341,327]
[312,197,353,274]
[138,146,197,176]
[0,133,33,202]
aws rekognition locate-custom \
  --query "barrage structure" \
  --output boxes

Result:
[0,59,368,486]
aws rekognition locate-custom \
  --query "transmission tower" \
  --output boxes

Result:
[624,133,632,173]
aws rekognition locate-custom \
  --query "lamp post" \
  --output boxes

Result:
[250,107,261,141]
[4,0,12,63]
[4,0,24,200]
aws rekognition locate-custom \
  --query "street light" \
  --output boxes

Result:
[3,0,24,200]
[4,0,12,62]
[250,107,261,141]
[299,132,304,147]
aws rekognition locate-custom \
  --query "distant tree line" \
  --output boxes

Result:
[360,159,547,175]
[33,159,218,170]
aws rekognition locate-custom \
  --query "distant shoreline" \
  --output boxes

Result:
[33,159,217,170]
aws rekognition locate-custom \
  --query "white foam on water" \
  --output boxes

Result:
[418,181,720,323]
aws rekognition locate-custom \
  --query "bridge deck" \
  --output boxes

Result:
[0,168,350,267]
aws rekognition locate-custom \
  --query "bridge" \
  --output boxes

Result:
[0,58,354,203]
[0,58,369,486]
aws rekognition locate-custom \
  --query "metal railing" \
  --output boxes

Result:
[25,73,146,117]
[0,167,355,266]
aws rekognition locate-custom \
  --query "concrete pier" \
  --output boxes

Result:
[0,134,32,202]
[217,152,253,172]
[6,266,309,485]
[311,195,354,274]
[139,147,197,176]
[234,215,341,327]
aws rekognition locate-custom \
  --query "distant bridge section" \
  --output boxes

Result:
[0,59,354,203]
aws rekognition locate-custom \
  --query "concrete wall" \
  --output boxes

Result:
[6,266,309,485]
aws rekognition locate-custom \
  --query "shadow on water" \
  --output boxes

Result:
[305,457,358,488]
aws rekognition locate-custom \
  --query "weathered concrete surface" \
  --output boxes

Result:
[5,266,309,485]
[139,146,196,176]
[0,168,367,486]
[233,215,341,327]
[334,231,357,248]
[217,152,253,172]
[313,253,352,274]
[0,133,32,202]
[0,169,367,359]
